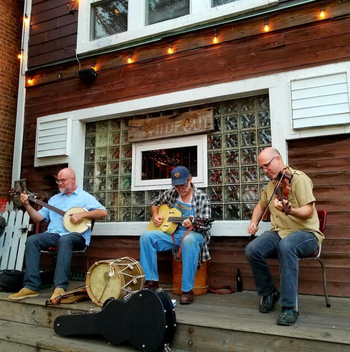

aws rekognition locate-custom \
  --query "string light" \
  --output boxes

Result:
[27,77,33,85]
[320,2,325,19]
[127,52,133,64]
[18,53,22,60]
[264,17,269,32]
[168,41,173,54]
[24,14,29,23]
[213,29,218,44]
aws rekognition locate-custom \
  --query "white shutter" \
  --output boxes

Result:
[36,117,72,158]
[291,72,350,129]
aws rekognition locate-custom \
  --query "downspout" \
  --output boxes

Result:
[12,0,32,184]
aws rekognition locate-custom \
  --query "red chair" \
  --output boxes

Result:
[298,209,331,310]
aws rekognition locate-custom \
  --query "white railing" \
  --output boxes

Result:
[0,201,33,270]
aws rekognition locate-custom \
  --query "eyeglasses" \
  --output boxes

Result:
[56,177,73,184]
[174,180,189,190]
[260,156,277,170]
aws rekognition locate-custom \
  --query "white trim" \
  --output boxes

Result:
[92,219,271,237]
[12,0,32,184]
[77,0,278,55]
[131,134,208,191]
[29,61,350,236]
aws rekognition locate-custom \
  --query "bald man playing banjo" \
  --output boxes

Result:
[9,168,107,302]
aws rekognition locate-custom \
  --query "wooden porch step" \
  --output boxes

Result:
[0,319,137,352]
[1,283,350,352]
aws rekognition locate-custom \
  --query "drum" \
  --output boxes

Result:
[86,257,145,306]
[172,257,209,296]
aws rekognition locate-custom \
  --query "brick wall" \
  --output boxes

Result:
[0,0,23,198]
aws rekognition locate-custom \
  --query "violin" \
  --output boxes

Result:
[275,170,293,215]
[249,169,293,239]
[45,285,88,306]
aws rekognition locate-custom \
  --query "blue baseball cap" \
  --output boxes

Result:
[171,166,190,186]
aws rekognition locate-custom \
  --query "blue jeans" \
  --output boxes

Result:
[245,230,318,307]
[140,230,204,292]
[24,232,86,291]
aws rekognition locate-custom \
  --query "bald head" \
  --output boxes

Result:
[58,168,76,179]
[259,147,281,161]
[258,148,285,180]
[57,168,77,195]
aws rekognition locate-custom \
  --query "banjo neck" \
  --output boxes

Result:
[27,195,66,216]
[10,189,65,216]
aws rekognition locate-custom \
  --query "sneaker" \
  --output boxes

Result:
[50,287,66,301]
[259,288,280,313]
[277,307,298,326]
[8,287,39,301]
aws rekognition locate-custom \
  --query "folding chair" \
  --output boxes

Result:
[297,209,331,310]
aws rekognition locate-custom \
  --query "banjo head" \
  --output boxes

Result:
[63,207,92,233]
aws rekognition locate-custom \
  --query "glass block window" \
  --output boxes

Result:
[208,94,271,221]
[84,94,271,222]
[147,0,190,25]
[91,0,128,40]
[212,0,237,7]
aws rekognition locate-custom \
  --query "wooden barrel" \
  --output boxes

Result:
[172,257,209,296]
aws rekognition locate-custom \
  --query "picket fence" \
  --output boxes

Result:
[0,201,33,270]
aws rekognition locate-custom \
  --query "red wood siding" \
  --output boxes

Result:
[28,0,77,68]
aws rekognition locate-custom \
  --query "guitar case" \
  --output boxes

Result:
[54,288,176,352]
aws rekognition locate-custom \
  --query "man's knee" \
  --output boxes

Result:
[278,237,294,254]
[140,231,152,244]
[245,241,256,260]
[57,235,75,249]
[182,235,195,247]
[26,234,41,247]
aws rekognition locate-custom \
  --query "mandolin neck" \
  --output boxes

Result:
[168,217,187,223]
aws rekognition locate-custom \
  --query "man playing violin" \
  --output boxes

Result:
[140,166,212,304]
[245,147,324,325]
[9,168,107,302]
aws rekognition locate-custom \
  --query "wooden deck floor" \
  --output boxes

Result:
[0,282,350,352]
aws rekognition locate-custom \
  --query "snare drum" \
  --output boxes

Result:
[86,257,145,306]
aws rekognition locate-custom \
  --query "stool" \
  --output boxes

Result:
[172,257,209,296]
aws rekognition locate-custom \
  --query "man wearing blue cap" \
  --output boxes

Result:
[140,166,212,304]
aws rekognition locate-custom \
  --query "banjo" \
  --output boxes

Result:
[10,188,92,234]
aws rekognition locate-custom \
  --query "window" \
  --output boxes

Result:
[147,0,190,25]
[132,135,207,191]
[78,0,278,54]
[83,94,271,223]
[91,0,128,40]
[212,0,237,7]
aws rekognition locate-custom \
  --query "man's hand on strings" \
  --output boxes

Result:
[274,198,292,214]
[182,216,193,228]
[152,214,164,227]
[69,212,85,224]
[20,191,30,206]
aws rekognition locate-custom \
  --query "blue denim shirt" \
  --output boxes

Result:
[39,187,106,245]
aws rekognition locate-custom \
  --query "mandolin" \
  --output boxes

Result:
[54,288,176,352]
[147,204,213,234]
[9,188,92,234]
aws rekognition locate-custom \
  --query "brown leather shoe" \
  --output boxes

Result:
[180,290,194,304]
[144,280,159,289]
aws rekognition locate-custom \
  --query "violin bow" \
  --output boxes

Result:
[249,168,289,240]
